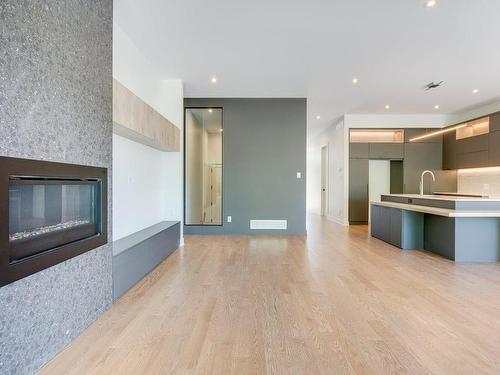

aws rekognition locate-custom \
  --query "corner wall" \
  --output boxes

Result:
[307,119,347,224]
[0,2,113,374]
[112,22,183,241]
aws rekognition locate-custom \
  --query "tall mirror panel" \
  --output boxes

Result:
[185,108,223,225]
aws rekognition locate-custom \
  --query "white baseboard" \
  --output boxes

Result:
[326,215,349,226]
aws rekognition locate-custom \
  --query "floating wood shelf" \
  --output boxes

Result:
[113,79,180,152]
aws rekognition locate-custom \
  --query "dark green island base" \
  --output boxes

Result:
[371,195,500,262]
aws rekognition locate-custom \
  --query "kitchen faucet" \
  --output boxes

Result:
[420,170,435,196]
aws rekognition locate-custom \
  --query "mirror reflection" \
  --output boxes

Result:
[185,108,223,225]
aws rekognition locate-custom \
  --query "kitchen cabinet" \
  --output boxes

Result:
[371,205,399,247]
[349,143,369,158]
[456,151,489,169]
[369,143,404,159]
[489,131,500,166]
[442,131,457,170]
[443,112,500,169]
[349,159,369,224]
[370,205,424,249]
[403,142,442,193]
[489,112,500,132]
[455,133,489,169]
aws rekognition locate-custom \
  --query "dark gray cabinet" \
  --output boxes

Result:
[403,142,442,193]
[455,133,489,169]
[349,143,369,158]
[349,159,369,224]
[442,132,457,170]
[371,205,400,247]
[490,112,500,132]
[456,151,489,169]
[369,143,404,159]
[371,205,423,249]
[370,205,382,238]
[443,112,500,169]
[489,131,500,166]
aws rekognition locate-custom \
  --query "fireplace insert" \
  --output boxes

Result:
[0,157,107,287]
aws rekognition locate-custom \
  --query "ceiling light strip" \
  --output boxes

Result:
[409,124,467,142]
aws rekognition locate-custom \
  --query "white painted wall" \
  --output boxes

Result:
[112,22,184,241]
[307,118,346,225]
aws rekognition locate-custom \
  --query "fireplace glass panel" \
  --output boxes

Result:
[8,179,100,262]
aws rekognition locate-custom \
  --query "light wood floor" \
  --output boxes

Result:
[39,215,500,375]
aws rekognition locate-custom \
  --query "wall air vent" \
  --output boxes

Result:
[250,220,287,230]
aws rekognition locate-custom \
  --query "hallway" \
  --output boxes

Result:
[39,215,500,374]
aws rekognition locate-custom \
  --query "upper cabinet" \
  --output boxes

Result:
[349,129,404,159]
[489,112,500,165]
[350,129,404,144]
[442,114,500,170]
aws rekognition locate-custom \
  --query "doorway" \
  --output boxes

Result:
[320,145,329,216]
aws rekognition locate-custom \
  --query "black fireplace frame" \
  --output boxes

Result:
[0,156,108,287]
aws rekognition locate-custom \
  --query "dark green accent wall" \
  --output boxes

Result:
[184,98,307,235]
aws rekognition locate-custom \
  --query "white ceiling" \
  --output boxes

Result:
[115,0,500,135]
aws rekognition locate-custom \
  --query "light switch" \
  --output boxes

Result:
[227,216,232,223]
[296,172,302,179]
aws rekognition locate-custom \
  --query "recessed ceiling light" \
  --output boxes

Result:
[434,105,440,109]
[316,115,321,120]
[352,77,359,84]
[425,0,437,8]
[208,108,213,113]
[472,89,479,94]
[211,77,217,83]
[385,105,390,110]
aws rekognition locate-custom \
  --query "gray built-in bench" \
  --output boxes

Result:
[112,221,180,300]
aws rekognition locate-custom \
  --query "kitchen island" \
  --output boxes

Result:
[370,194,500,262]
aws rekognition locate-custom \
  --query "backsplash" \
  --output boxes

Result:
[458,168,500,195]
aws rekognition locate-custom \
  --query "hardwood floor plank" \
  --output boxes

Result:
[38,215,500,374]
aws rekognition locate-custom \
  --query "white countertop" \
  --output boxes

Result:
[371,200,500,218]
[382,194,500,202]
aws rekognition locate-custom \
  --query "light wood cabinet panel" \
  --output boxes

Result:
[113,79,180,152]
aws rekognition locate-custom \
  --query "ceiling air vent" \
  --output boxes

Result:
[425,81,444,90]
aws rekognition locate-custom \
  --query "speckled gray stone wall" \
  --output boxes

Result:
[0,1,113,375]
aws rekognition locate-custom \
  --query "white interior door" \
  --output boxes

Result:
[320,145,329,216]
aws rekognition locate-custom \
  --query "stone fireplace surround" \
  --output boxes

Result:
[0,1,113,374]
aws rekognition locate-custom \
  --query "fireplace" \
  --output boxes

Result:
[0,157,108,286]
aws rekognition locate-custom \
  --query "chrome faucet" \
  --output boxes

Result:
[420,170,435,196]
